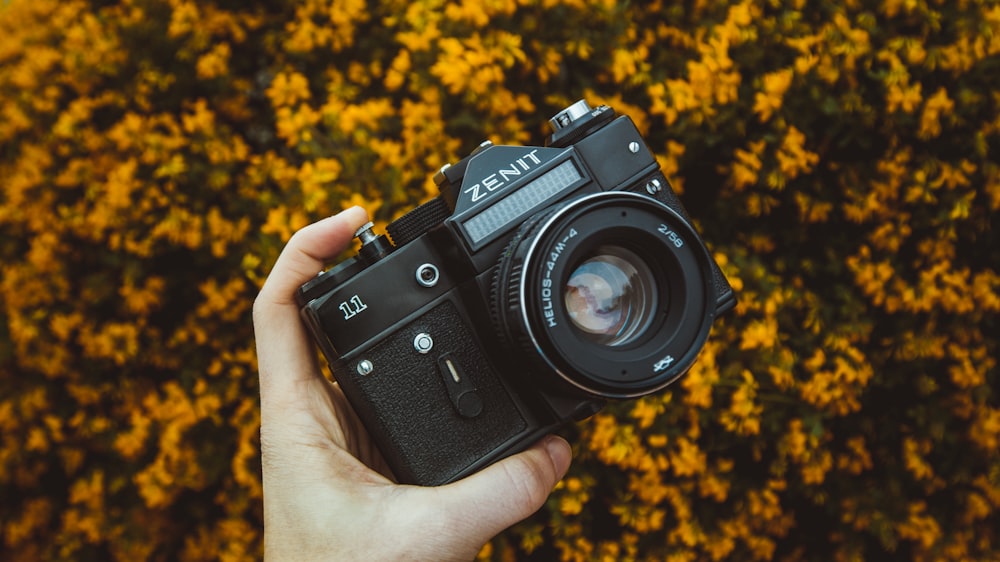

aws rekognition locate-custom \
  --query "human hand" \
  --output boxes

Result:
[252,206,572,562]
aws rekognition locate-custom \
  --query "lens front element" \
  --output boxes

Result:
[564,246,657,347]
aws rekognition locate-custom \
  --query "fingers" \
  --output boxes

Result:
[429,436,572,549]
[257,206,370,308]
[254,206,370,409]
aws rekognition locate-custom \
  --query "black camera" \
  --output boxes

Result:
[296,101,736,486]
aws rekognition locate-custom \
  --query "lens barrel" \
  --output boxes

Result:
[493,192,717,398]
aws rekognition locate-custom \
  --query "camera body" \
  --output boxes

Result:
[297,101,736,486]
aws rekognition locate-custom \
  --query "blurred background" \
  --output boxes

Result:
[1,0,997,560]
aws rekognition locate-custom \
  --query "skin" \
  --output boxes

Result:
[252,206,572,561]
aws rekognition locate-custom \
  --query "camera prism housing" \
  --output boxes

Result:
[296,101,736,486]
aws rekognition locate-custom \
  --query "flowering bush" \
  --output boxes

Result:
[1,0,997,560]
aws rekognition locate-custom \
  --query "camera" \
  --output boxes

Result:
[296,101,736,486]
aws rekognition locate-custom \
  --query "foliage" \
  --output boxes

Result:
[1,0,997,560]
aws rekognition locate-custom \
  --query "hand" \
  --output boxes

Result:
[252,207,572,562]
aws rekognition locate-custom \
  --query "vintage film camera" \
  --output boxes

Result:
[296,100,736,486]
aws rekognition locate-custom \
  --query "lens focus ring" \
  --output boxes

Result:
[490,208,558,358]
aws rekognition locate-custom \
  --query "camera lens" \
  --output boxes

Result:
[564,246,657,347]
[493,191,717,399]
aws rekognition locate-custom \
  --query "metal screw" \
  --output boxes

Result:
[629,141,641,154]
[357,360,374,376]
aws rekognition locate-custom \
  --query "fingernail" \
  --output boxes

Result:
[544,436,572,476]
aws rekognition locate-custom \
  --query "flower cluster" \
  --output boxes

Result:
[1,0,997,560]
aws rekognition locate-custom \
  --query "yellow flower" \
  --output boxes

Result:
[886,81,922,113]
[181,98,216,134]
[119,276,165,315]
[167,1,199,38]
[903,437,935,481]
[78,322,139,366]
[776,126,819,180]
[444,0,498,27]
[739,318,778,350]
[836,436,873,475]
[897,502,942,549]
[753,68,794,121]
[682,344,719,409]
[560,495,586,516]
[274,105,320,147]
[782,419,808,461]
[430,32,525,96]
[196,42,230,80]
[800,450,832,485]
[396,8,443,52]
[670,437,706,477]
[114,411,151,461]
[969,407,1000,451]
[730,142,765,191]
[918,87,954,139]
[698,469,731,502]
[68,470,105,511]
[721,370,763,436]
[629,397,663,429]
[266,71,311,108]
[384,49,411,91]
[610,46,650,84]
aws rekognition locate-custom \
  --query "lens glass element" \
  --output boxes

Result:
[563,246,658,347]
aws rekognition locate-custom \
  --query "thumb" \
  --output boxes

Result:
[436,436,571,543]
